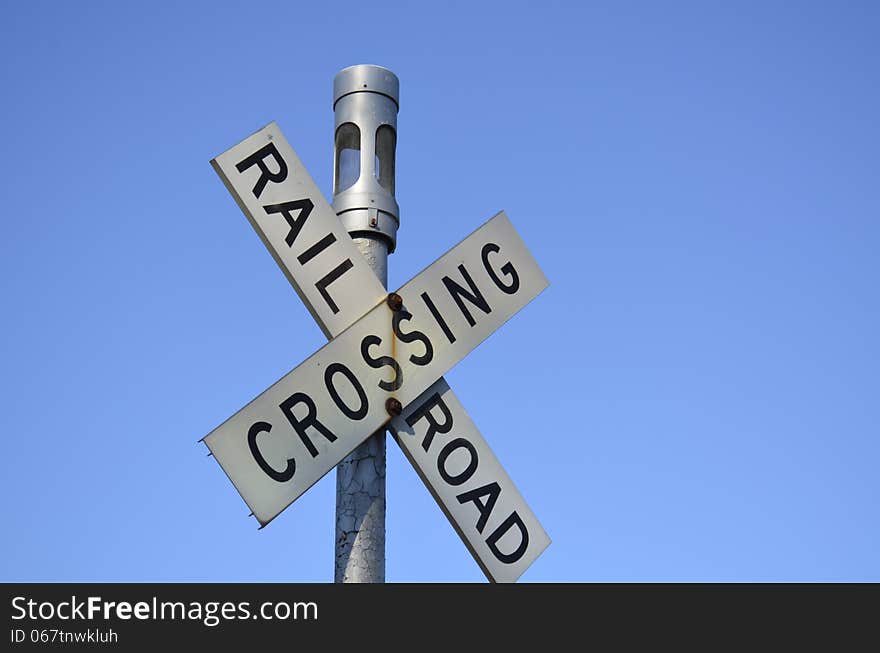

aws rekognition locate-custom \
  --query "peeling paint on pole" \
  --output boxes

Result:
[336,236,388,583]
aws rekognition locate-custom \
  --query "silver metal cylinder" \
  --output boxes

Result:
[332,64,400,252]
[333,65,399,583]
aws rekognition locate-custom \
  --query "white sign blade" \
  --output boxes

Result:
[211,122,386,338]
[390,378,550,583]
[204,211,548,525]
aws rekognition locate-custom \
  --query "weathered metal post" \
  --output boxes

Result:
[331,64,399,582]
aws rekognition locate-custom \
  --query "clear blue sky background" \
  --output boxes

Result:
[1,1,878,582]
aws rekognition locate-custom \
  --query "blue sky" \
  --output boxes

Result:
[1,1,878,581]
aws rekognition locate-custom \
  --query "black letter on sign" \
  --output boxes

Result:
[248,421,295,482]
[235,143,288,198]
[263,199,314,247]
[405,392,453,452]
[315,259,354,315]
[442,264,491,327]
[486,511,530,564]
[421,291,456,344]
[279,392,337,458]
[481,242,520,295]
[392,309,433,366]
[457,482,501,534]
[361,334,402,392]
[324,363,368,420]
[437,438,479,486]
[297,233,336,265]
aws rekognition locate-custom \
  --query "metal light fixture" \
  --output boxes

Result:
[332,65,400,252]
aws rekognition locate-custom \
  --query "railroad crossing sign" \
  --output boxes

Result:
[203,122,550,583]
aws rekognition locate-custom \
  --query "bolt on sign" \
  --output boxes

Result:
[203,123,551,582]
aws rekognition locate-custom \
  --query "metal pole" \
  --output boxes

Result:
[331,65,400,583]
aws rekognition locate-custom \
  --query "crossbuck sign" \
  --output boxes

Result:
[203,123,550,582]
